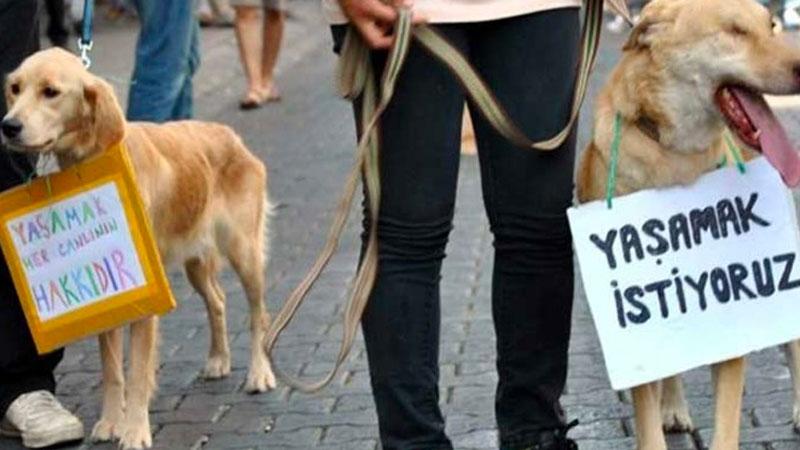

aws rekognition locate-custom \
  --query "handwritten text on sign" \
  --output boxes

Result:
[568,158,800,390]
[6,182,146,321]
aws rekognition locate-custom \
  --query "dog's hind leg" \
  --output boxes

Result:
[710,357,746,450]
[632,382,667,450]
[186,255,231,379]
[660,375,693,432]
[225,221,275,393]
[783,341,800,430]
[119,316,159,450]
[91,328,125,442]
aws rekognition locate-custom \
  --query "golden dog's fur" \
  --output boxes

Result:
[577,0,800,448]
[2,49,275,449]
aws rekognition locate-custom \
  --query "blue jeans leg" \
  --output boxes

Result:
[127,0,200,122]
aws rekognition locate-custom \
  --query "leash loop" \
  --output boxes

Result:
[263,8,414,393]
[78,0,95,68]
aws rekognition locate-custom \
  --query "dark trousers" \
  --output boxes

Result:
[0,0,63,418]
[44,0,69,48]
[334,8,579,450]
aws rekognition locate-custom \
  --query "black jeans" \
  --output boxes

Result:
[334,8,579,450]
[44,0,69,48]
[0,0,63,418]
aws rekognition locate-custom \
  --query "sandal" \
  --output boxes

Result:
[239,91,264,110]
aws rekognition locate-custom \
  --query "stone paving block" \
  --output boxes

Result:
[574,437,636,450]
[331,394,377,413]
[207,428,320,448]
[274,410,377,432]
[569,420,626,440]
[451,429,498,449]
[663,432,697,450]
[322,425,376,444]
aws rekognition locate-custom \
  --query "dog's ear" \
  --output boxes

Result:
[623,18,667,51]
[624,1,682,51]
[83,77,125,153]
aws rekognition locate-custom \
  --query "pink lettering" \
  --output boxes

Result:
[10,222,26,245]
[111,250,136,289]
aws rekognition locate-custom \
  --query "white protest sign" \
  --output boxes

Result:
[6,181,146,321]
[568,158,800,390]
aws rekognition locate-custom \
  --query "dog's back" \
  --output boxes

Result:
[123,120,268,266]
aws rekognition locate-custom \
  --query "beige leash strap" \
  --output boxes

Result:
[264,1,631,393]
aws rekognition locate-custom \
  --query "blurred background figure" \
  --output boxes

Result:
[460,108,477,155]
[232,0,285,110]
[44,0,69,48]
[127,0,200,121]
[198,0,235,27]
[769,0,800,29]
[607,0,646,32]
[104,0,136,21]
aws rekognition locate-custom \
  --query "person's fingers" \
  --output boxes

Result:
[356,20,394,49]
[351,0,397,23]
[369,2,398,24]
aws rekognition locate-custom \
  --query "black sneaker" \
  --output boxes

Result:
[518,420,579,450]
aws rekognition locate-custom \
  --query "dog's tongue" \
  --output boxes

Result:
[730,86,800,187]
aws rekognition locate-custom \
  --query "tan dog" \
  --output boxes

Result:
[577,0,800,448]
[1,48,276,449]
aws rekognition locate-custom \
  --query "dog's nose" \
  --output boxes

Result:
[1,118,23,139]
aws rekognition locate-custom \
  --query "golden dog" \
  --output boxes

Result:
[1,48,275,449]
[577,0,800,448]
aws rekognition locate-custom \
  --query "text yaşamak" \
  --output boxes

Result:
[590,192,800,328]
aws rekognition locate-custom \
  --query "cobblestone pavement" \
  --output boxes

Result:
[5,3,800,449]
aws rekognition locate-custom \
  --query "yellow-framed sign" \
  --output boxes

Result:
[0,143,175,354]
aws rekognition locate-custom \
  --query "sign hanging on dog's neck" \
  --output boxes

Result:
[0,143,175,354]
[568,158,800,390]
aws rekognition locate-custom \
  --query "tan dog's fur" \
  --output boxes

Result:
[3,49,275,449]
[576,0,800,448]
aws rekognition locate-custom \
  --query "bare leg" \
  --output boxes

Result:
[91,328,125,442]
[234,6,264,105]
[632,382,667,450]
[186,256,231,379]
[260,8,284,99]
[710,357,746,450]
[785,341,800,430]
[660,375,694,432]
[118,317,159,449]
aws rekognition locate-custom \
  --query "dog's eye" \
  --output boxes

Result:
[9,83,19,96]
[772,17,783,34]
[42,87,60,99]
[729,24,750,36]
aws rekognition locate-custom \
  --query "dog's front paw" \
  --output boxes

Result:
[245,361,276,393]
[118,420,152,449]
[792,403,800,432]
[203,354,231,379]
[91,417,121,442]
[661,406,694,432]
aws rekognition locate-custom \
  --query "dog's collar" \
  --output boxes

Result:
[634,115,661,144]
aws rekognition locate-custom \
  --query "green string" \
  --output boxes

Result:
[723,130,746,174]
[605,112,622,209]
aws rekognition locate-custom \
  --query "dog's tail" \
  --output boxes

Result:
[262,195,273,262]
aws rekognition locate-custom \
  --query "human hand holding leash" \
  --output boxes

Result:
[337,0,425,49]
